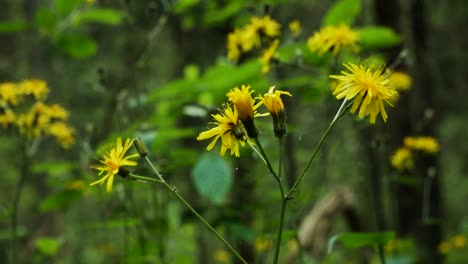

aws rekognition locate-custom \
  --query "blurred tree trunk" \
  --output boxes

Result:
[375,0,443,263]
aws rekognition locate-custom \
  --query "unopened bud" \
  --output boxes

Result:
[133,137,149,157]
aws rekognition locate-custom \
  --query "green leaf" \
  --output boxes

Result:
[0,21,28,33]
[173,0,200,14]
[56,34,97,58]
[32,161,76,176]
[40,190,82,212]
[55,0,84,17]
[72,8,124,26]
[35,8,57,33]
[358,26,401,49]
[35,237,60,256]
[328,232,395,253]
[192,152,233,205]
[323,0,361,26]
[203,1,247,26]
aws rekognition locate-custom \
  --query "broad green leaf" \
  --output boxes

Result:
[0,21,28,33]
[192,152,233,205]
[203,1,247,26]
[358,26,401,49]
[56,34,97,58]
[35,8,56,33]
[328,231,395,253]
[323,0,361,26]
[184,64,200,81]
[72,8,124,26]
[173,0,200,14]
[55,0,83,17]
[40,190,82,212]
[35,237,60,256]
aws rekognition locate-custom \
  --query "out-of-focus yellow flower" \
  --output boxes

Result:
[330,63,397,124]
[307,24,359,55]
[86,0,96,5]
[289,19,302,36]
[227,29,243,62]
[197,104,247,157]
[259,39,280,73]
[389,71,412,91]
[260,16,281,37]
[391,147,413,171]
[90,138,139,192]
[19,79,50,101]
[213,249,230,263]
[437,241,451,254]
[47,122,75,149]
[404,136,439,154]
[451,235,467,249]
[65,180,87,191]
[254,238,272,252]
[384,239,398,252]
[0,82,22,105]
[0,108,16,128]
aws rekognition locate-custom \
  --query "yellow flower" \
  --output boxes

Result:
[384,239,398,252]
[289,19,302,36]
[213,249,230,263]
[47,122,75,149]
[259,39,280,73]
[307,24,359,55]
[227,85,263,138]
[227,29,243,62]
[437,241,451,254]
[403,136,439,154]
[254,238,272,252]
[259,16,281,37]
[197,104,247,157]
[90,138,139,192]
[330,63,397,124]
[0,108,16,128]
[391,147,413,171]
[241,24,261,52]
[0,82,22,105]
[19,79,50,101]
[389,71,412,91]
[451,235,467,248]
[259,86,291,136]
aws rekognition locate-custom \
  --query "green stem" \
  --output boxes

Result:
[252,138,280,182]
[132,162,248,264]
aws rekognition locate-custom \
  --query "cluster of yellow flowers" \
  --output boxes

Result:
[307,24,359,55]
[391,136,440,171]
[226,16,281,73]
[438,235,467,254]
[197,85,291,157]
[0,80,74,148]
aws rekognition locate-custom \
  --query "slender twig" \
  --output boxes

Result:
[272,136,286,264]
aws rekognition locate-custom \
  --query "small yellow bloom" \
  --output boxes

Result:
[404,136,439,154]
[391,147,413,171]
[384,239,398,252]
[90,138,139,192]
[330,63,397,124]
[259,39,280,73]
[437,241,451,254]
[227,29,243,62]
[47,122,75,149]
[289,19,302,36]
[0,108,16,128]
[0,82,22,105]
[259,16,281,37]
[19,79,50,101]
[197,104,247,157]
[260,86,292,115]
[213,249,230,263]
[227,85,264,138]
[307,24,359,55]
[389,71,412,91]
[240,24,261,52]
[451,235,467,249]
[254,238,272,252]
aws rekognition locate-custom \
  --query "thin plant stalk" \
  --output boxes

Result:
[132,158,248,264]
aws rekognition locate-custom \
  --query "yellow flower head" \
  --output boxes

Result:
[0,108,16,128]
[213,249,230,263]
[90,138,139,192]
[227,29,243,62]
[19,79,50,101]
[241,24,261,52]
[391,147,414,171]
[384,239,398,253]
[437,241,451,255]
[451,235,467,248]
[330,63,397,124]
[389,71,412,91]
[259,16,281,38]
[47,122,75,149]
[197,104,247,157]
[259,86,291,136]
[0,82,22,105]
[254,238,273,252]
[227,85,263,138]
[404,136,439,154]
[259,39,280,73]
[307,24,359,55]
[289,19,302,36]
